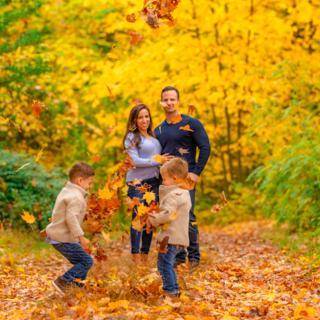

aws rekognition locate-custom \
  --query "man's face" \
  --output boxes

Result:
[161,90,179,114]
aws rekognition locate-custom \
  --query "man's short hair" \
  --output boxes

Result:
[69,162,95,181]
[161,86,180,100]
[160,157,188,179]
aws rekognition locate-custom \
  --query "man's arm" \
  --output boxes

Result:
[190,118,211,176]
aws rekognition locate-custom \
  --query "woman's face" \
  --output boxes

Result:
[136,108,150,132]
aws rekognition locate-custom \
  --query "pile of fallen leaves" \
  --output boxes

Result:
[1,222,319,319]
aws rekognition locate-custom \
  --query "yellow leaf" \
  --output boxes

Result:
[107,300,129,311]
[143,191,155,204]
[169,211,177,221]
[222,314,240,320]
[35,148,44,163]
[152,154,163,164]
[98,186,114,200]
[137,204,148,217]
[21,211,36,224]
[132,215,143,232]
[294,304,317,319]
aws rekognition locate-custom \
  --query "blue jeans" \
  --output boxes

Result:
[175,188,200,264]
[127,177,160,254]
[157,244,181,294]
[52,242,93,283]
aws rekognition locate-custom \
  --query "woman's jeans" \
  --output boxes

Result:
[52,242,93,283]
[127,177,160,254]
[157,244,182,294]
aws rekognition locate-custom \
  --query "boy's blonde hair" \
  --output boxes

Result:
[160,158,188,179]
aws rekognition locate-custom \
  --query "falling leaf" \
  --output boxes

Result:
[106,85,115,101]
[158,236,169,253]
[21,211,36,224]
[179,124,194,132]
[143,191,156,204]
[188,104,197,115]
[15,162,31,172]
[178,147,189,155]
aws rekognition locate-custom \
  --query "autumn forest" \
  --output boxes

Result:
[0,0,319,319]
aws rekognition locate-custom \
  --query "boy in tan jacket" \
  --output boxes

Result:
[148,158,191,297]
[46,162,94,295]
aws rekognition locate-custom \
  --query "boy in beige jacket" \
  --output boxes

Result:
[46,162,94,295]
[148,158,191,297]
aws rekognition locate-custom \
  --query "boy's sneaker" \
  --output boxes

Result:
[52,277,70,295]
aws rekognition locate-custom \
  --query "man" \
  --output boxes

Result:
[155,86,211,269]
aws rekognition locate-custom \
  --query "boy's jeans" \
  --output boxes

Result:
[157,244,182,295]
[127,177,160,254]
[52,243,93,283]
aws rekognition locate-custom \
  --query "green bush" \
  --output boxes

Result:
[249,131,320,234]
[0,149,65,229]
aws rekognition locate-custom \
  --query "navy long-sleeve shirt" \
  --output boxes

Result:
[155,114,211,176]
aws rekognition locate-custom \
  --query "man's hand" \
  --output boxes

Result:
[188,172,199,183]
[79,236,90,252]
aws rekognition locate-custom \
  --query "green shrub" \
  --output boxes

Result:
[0,149,65,229]
[249,132,320,233]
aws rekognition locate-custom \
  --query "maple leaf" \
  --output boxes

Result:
[136,204,149,216]
[188,104,197,115]
[158,235,169,253]
[152,154,163,164]
[21,210,36,224]
[132,215,143,232]
[178,147,189,155]
[136,183,150,193]
[31,100,45,118]
[98,185,114,200]
[179,124,194,132]
[143,191,156,204]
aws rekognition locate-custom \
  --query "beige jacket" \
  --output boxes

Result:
[46,181,87,243]
[149,184,191,247]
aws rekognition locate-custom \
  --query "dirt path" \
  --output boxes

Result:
[1,222,319,319]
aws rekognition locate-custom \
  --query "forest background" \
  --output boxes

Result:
[0,0,319,254]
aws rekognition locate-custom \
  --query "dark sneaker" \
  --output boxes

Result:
[52,277,70,295]
[189,260,200,273]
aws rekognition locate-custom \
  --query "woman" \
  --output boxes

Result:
[123,104,162,263]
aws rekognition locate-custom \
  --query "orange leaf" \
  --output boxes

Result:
[126,13,136,22]
[21,210,36,224]
[179,124,194,132]
[91,154,102,163]
[136,183,150,193]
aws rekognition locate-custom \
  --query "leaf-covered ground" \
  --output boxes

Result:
[1,222,319,320]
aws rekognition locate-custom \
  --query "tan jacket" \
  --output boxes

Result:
[46,181,87,243]
[149,184,191,247]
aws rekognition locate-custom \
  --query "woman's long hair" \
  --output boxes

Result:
[123,104,155,150]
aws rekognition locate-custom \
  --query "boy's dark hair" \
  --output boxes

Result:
[69,162,95,181]
[160,157,188,179]
[161,86,180,100]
